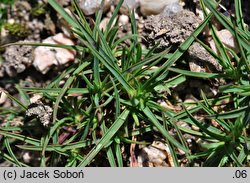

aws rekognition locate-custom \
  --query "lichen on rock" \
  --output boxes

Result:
[143,9,201,50]
[25,100,53,127]
[1,41,34,77]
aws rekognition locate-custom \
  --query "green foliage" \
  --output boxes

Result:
[0,7,7,27]
[0,0,15,27]
[4,22,30,39]
[0,0,249,167]
[0,0,15,4]
[30,3,46,17]
[184,0,250,166]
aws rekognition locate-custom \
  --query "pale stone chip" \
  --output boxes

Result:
[0,89,8,105]
[33,33,76,74]
[209,29,239,55]
[140,0,179,16]
[137,141,174,167]
[78,0,112,15]
[115,0,139,15]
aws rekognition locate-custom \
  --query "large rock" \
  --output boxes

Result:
[188,42,222,73]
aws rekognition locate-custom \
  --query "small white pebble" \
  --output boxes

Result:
[23,152,32,163]
[119,15,129,25]
[0,89,7,105]
[187,139,192,143]
[30,94,43,103]
[8,19,15,24]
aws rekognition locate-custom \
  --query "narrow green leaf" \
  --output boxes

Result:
[142,106,189,153]
[48,0,79,28]
[78,109,130,167]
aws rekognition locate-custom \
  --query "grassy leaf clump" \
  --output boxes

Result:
[0,0,249,167]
